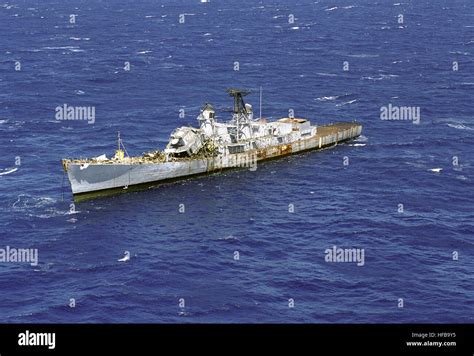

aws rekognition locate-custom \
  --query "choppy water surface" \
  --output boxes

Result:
[0,0,473,322]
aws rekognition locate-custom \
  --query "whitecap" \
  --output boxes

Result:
[315,72,338,77]
[336,99,357,106]
[354,135,368,142]
[429,168,442,173]
[42,46,80,50]
[218,235,239,241]
[446,123,474,131]
[315,96,338,101]
[160,63,184,69]
[118,252,130,262]
[362,74,398,81]
[449,51,469,55]
[348,54,379,58]
[325,7,338,11]
[18,195,56,208]
[72,37,90,41]
[0,167,18,176]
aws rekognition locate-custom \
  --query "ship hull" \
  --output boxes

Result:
[67,122,362,201]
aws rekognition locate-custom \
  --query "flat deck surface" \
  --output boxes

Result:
[315,122,360,138]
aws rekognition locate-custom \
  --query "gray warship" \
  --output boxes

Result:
[62,89,362,201]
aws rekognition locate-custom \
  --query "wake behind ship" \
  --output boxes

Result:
[62,89,362,201]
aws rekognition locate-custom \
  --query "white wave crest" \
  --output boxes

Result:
[315,96,338,101]
[354,135,368,142]
[0,167,18,176]
[447,123,474,131]
[336,99,357,106]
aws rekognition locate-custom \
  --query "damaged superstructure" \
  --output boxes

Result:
[62,89,362,200]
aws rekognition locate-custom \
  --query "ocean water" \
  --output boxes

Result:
[0,0,473,323]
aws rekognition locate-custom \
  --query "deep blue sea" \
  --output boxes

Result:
[0,0,473,323]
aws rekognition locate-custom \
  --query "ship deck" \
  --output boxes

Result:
[315,122,360,138]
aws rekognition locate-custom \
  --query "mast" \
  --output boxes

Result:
[227,88,250,142]
[115,131,128,159]
[259,86,262,120]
